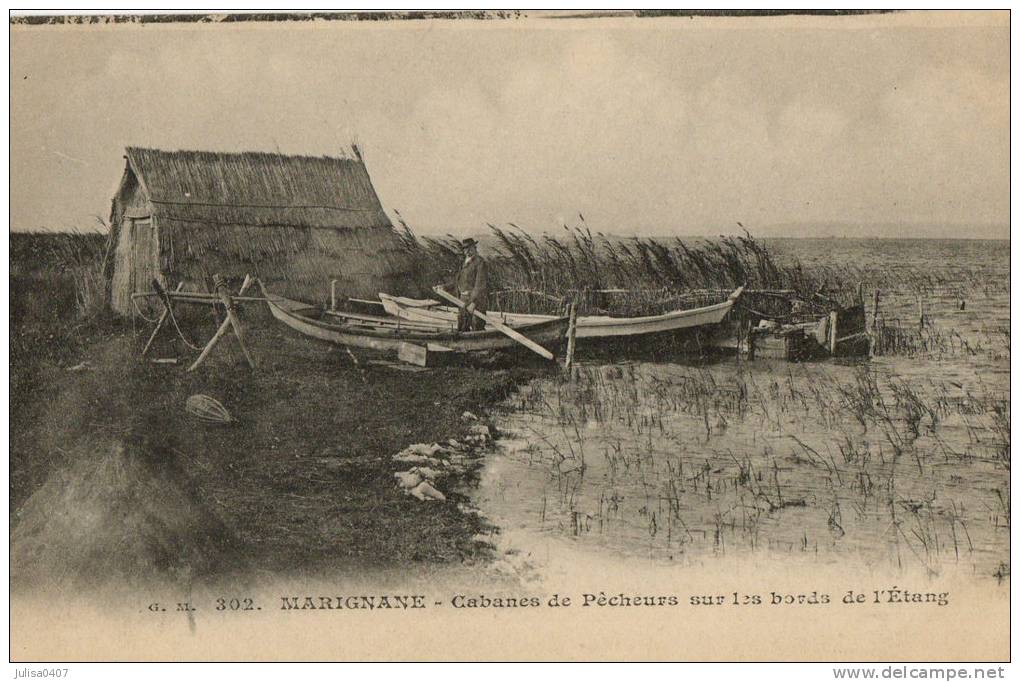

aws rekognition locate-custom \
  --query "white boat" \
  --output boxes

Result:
[378,286,744,339]
[261,283,569,354]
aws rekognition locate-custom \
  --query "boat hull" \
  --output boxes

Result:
[379,286,743,339]
[263,287,569,355]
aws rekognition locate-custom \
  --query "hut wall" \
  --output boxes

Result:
[109,176,157,315]
[160,221,415,303]
[109,219,135,314]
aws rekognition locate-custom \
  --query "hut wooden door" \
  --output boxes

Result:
[128,218,160,316]
[130,218,159,312]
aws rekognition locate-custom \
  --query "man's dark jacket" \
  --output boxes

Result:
[447,256,489,310]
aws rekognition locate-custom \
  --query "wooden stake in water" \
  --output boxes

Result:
[828,310,838,355]
[564,302,578,374]
[870,289,881,357]
[872,289,881,330]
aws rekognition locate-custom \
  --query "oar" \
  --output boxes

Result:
[432,286,555,361]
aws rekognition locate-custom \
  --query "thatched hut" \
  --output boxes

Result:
[105,146,413,314]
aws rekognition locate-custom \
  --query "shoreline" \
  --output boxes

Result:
[10,319,547,587]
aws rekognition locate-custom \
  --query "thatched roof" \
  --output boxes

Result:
[124,146,393,231]
[109,146,418,305]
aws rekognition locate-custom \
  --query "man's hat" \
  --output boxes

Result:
[460,237,478,249]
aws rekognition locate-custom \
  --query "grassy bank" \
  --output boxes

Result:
[11,321,546,585]
[11,232,113,401]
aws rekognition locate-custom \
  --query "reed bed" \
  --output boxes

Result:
[396,220,1004,321]
[11,229,109,320]
[493,358,1009,576]
[396,220,838,317]
[11,229,125,414]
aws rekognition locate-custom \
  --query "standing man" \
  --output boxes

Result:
[444,237,488,332]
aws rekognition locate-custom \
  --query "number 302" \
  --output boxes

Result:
[215,597,257,611]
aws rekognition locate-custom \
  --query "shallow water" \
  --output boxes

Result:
[474,239,1010,579]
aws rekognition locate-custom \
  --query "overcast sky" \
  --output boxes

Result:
[10,11,1009,237]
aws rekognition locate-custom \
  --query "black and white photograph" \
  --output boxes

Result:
[8,9,1011,664]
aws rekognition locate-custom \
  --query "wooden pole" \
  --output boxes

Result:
[828,310,838,355]
[872,289,881,330]
[188,275,255,372]
[564,302,578,373]
[432,286,555,361]
[142,281,185,356]
[132,291,269,304]
[219,275,255,369]
[331,279,338,312]
[870,288,881,357]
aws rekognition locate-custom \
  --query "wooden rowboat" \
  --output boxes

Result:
[261,283,569,355]
[378,286,744,339]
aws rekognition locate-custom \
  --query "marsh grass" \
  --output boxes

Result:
[494,359,1009,576]
[396,220,842,317]
[11,229,123,408]
[11,229,109,321]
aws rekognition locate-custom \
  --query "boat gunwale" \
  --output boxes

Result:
[379,286,744,327]
[265,290,570,343]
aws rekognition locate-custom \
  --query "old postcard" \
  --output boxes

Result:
[8,10,1010,663]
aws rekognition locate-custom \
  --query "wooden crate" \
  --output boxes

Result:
[751,330,826,361]
[751,333,792,360]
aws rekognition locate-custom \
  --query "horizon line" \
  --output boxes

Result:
[8,226,1010,241]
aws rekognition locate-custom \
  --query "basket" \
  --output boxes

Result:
[185,394,233,424]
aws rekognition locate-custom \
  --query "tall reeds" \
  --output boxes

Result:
[11,229,109,321]
[397,221,848,316]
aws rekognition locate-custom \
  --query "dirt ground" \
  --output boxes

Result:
[10,298,546,585]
